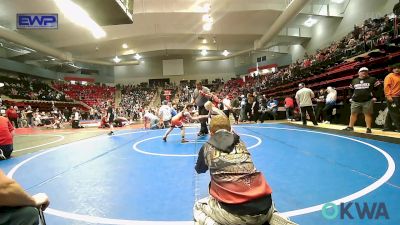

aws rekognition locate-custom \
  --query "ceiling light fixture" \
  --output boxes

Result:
[304,17,318,27]
[331,0,345,3]
[203,22,212,31]
[202,39,207,44]
[199,46,208,50]
[201,49,208,56]
[202,14,213,23]
[222,50,229,56]
[203,3,211,13]
[54,0,106,39]
[122,43,128,49]
[134,53,142,60]
[113,56,121,63]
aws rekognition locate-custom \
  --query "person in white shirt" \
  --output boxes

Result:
[158,100,172,128]
[295,83,318,126]
[222,95,232,118]
[89,108,95,120]
[144,110,162,129]
[323,87,337,124]
[71,107,81,129]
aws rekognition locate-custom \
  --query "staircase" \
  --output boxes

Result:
[149,88,162,108]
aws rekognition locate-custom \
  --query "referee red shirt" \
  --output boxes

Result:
[0,116,14,145]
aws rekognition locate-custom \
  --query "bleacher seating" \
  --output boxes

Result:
[217,14,398,104]
[0,75,69,102]
[53,83,116,107]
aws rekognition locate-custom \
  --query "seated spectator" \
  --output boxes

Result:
[194,115,275,225]
[0,114,14,160]
[0,169,50,225]
[19,110,28,128]
[266,97,279,120]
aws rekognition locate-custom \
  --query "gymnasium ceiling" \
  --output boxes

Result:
[0,0,347,66]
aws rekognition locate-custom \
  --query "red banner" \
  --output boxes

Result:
[164,90,172,95]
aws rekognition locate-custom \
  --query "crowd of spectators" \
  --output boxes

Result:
[1,75,69,101]
[0,103,77,129]
[214,14,395,98]
[118,84,157,120]
[205,14,398,110]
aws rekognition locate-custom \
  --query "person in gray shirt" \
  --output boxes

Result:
[295,83,318,126]
[192,82,211,136]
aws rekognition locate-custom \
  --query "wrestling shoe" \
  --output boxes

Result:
[197,132,205,137]
[0,149,6,160]
[342,127,354,131]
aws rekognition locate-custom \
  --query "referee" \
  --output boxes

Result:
[192,82,211,136]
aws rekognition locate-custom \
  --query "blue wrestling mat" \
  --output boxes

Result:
[1,124,399,225]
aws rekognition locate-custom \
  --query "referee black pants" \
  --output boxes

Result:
[300,106,318,125]
[198,106,209,134]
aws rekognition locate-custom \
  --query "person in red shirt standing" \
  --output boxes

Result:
[6,106,18,128]
[0,115,15,160]
[284,96,295,121]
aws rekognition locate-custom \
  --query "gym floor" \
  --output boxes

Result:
[1,123,399,225]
